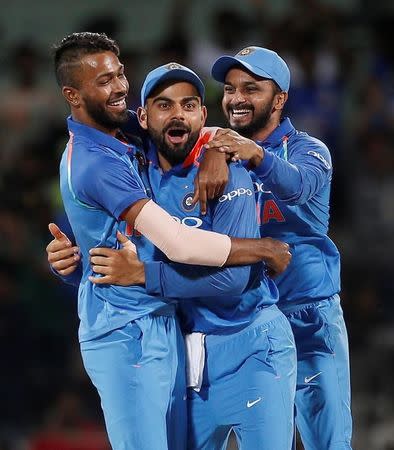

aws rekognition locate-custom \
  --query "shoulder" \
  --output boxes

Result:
[289,131,332,168]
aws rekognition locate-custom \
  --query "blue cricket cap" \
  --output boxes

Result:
[140,62,205,106]
[211,46,290,92]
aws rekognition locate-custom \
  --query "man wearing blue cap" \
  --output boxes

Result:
[202,46,353,450]
[49,32,296,450]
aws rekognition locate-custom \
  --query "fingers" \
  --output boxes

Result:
[89,247,117,258]
[90,263,112,275]
[48,223,70,242]
[50,250,80,268]
[198,181,208,215]
[89,275,113,285]
[193,173,208,215]
[191,176,200,206]
[205,140,233,152]
[57,264,80,276]
[52,255,80,275]
[46,237,76,253]
[206,181,217,200]
[214,181,226,198]
[117,231,137,253]
[47,245,79,263]
[116,231,129,245]
[90,255,113,266]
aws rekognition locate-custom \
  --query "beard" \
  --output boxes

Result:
[84,96,129,130]
[148,120,200,167]
[226,99,275,139]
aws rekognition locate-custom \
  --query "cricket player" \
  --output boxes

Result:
[51,32,295,450]
[201,46,353,450]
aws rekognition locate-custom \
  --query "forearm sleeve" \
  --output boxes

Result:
[144,261,250,298]
[50,264,82,288]
[134,200,231,266]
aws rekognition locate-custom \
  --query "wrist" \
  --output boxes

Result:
[249,144,264,167]
[206,148,230,162]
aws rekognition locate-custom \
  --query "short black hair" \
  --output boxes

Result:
[53,32,120,88]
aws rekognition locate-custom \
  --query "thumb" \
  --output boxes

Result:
[117,231,137,253]
[48,223,70,242]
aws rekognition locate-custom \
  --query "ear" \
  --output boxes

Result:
[137,106,148,130]
[62,86,81,108]
[201,105,208,127]
[274,92,288,111]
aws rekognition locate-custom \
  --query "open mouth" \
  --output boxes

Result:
[230,108,253,120]
[165,127,190,145]
[107,97,127,111]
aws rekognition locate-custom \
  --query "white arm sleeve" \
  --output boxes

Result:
[134,200,231,266]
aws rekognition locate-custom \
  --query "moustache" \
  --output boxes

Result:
[163,120,191,134]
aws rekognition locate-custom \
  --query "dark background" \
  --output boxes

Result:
[0,0,393,449]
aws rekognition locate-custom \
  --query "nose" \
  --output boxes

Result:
[171,103,186,120]
[230,89,246,105]
[113,76,128,94]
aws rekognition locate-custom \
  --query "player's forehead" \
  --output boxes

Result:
[224,67,267,85]
[80,51,123,78]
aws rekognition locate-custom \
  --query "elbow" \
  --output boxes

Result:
[164,243,194,265]
[223,267,250,295]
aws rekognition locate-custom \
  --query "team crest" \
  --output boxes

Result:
[237,47,256,56]
[166,62,183,71]
[182,192,196,211]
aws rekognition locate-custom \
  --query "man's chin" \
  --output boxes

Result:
[231,122,250,133]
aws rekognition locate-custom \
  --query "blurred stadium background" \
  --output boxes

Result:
[0,0,393,449]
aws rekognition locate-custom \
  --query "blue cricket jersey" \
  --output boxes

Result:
[60,117,176,342]
[142,128,278,334]
[251,117,340,312]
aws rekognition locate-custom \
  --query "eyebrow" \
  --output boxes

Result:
[152,95,200,104]
[96,64,124,80]
[224,80,259,87]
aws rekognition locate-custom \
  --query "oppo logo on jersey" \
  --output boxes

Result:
[253,182,272,194]
[307,150,331,169]
[219,187,253,203]
[172,216,203,228]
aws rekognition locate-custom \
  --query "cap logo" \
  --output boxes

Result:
[237,47,255,56]
[166,63,183,71]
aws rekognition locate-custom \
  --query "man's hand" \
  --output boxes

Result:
[192,149,229,215]
[47,223,80,276]
[205,128,264,167]
[88,232,145,286]
[261,238,292,277]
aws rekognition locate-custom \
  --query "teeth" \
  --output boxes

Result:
[232,109,251,116]
[109,99,125,106]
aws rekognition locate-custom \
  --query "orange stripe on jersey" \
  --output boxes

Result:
[182,126,219,168]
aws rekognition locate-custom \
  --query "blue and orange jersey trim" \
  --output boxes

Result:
[66,131,96,209]
[182,127,219,168]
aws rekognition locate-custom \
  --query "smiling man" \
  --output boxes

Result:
[202,46,353,450]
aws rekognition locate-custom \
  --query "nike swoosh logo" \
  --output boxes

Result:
[304,372,322,384]
[247,397,262,408]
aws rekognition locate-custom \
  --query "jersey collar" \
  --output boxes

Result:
[256,117,295,148]
[66,116,137,156]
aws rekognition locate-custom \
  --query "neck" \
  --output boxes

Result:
[157,151,173,172]
[250,115,281,142]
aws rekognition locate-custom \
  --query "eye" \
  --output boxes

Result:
[224,85,235,94]
[184,102,197,110]
[99,78,111,85]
